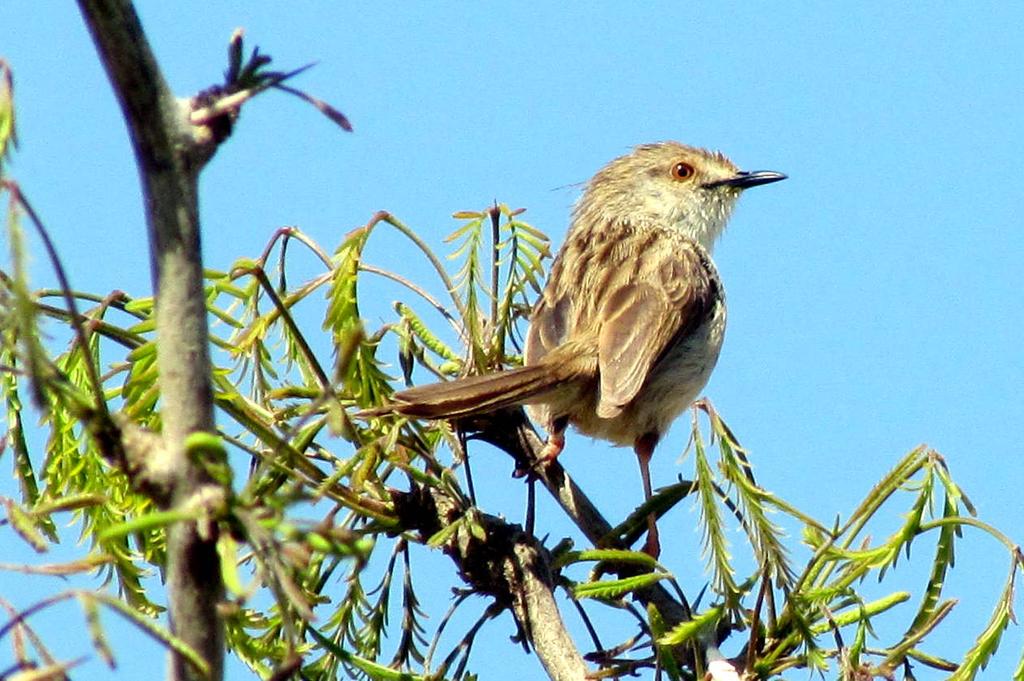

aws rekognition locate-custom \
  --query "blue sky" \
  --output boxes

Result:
[2,3,1022,679]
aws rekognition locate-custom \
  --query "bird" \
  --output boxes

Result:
[368,142,785,555]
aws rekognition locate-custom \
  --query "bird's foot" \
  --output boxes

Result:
[512,431,565,478]
[538,431,565,462]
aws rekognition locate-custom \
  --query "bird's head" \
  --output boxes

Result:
[575,141,786,251]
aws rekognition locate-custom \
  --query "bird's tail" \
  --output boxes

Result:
[361,363,565,420]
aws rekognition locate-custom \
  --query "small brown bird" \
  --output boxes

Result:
[375,142,785,555]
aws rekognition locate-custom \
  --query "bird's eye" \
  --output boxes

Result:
[671,162,695,180]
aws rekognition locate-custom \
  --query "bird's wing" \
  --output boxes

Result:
[525,292,570,367]
[595,240,719,419]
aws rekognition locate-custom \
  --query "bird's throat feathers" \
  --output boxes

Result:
[572,182,738,253]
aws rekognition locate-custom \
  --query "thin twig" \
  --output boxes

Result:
[3,182,108,415]
[257,225,335,271]
[489,204,501,343]
[359,263,464,340]
[239,263,331,389]
[375,211,469,324]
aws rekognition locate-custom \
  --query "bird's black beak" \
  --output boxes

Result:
[704,170,787,190]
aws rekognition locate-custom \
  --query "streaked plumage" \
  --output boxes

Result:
[368,142,785,555]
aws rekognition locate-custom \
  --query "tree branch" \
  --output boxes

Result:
[469,408,695,634]
[76,2,224,679]
[394,485,590,680]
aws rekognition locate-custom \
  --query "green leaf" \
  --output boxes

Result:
[905,493,957,636]
[658,606,722,646]
[0,59,16,165]
[1,354,58,540]
[395,301,460,363]
[98,509,200,543]
[808,591,910,633]
[948,560,1018,680]
[603,480,694,548]
[31,493,106,515]
[647,603,684,680]
[307,626,430,680]
[427,516,462,548]
[691,423,740,608]
[712,415,795,588]
[556,548,661,570]
[573,571,666,599]
[208,302,244,328]
[3,498,49,552]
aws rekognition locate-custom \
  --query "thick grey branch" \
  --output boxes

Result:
[505,540,588,681]
[470,408,694,630]
[395,485,590,681]
[77,2,224,680]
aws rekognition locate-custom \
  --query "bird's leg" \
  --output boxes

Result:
[513,415,568,478]
[539,415,569,463]
[634,432,660,558]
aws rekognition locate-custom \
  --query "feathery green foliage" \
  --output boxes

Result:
[1,57,1021,681]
